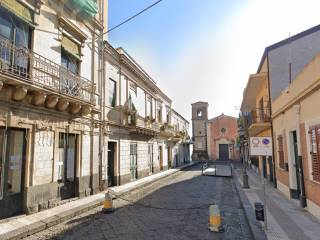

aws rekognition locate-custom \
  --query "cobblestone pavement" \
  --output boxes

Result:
[24,165,253,240]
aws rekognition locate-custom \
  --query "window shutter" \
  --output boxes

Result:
[277,135,285,169]
[310,127,320,182]
[61,35,81,60]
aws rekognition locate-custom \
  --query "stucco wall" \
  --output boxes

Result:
[207,115,239,160]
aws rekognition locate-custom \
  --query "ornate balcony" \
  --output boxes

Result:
[126,113,160,136]
[245,108,271,136]
[160,123,176,138]
[0,36,96,115]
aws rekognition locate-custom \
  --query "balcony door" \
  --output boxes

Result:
[159,146,163,171]
[130,143,137,180]
[0,128,26,219]
[107,142,116,187]
[0,8,31,76]
[148,144,154,174]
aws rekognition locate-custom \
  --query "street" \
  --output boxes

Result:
[24,165,252,240]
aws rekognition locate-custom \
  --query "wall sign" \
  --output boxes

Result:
[250,137,272,156]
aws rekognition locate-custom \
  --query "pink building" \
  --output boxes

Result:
[207,114,239,160]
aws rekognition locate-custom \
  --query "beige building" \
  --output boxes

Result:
[272,51,320,218]
[0,0,191,220]
[240,58,274,182]
[0,0,105,218]
[261,25,320,219]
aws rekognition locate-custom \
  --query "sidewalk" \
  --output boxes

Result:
[0,162,197,240]
[234,164,320,240]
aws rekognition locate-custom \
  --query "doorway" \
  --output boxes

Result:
[291,131,301,199]
[262,156,267,178]
[167,147,172,168]
[0,128,26,218]
[58,133,77,200]
[148,144,154,174]
[159,146,163,171]
[268,156,274,182]
[130,143,138,180]
[219,144,229,161]
[107,142,116,187]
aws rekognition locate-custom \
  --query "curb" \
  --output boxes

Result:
[233,169,268,240]
[110,162,198,196]
[0,162,198,240]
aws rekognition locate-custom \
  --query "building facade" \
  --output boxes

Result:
[207,114,239,161]
[103,42,191,186]
[0,0,191,220]
[267,25,320,218]
[239,24,320,220]
[0,0,105,218]
[191,101,209,160]
[171,109,191,167]
[240,59,274,182]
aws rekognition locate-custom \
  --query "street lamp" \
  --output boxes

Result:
[242,140,249,188]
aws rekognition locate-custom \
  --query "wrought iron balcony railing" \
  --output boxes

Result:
[245,108,271,127]
[0,36,94,104]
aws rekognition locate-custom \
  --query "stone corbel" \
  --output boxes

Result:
[0,80,3,91]
[35,119,52,131]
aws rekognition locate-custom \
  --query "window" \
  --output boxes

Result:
[309,127,320,182]
[166,111,170,123]
[61,50,79,75]
[158,107,162,123]
[61,50,80,96]
[221,128,226,134]
[130,143,138,180]
[197,110,202,117]
[0,8,31,74]
[146,96,151,117]
[277,135,285,169]
[108,79,116,107]
[129,82,137,110]
[137,87,145,117]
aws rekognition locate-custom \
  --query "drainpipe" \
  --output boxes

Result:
[293,104,307,208]
[98,35,104,190]
[266,52,277,188]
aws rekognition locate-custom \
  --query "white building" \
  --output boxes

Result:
[103,42,191,186]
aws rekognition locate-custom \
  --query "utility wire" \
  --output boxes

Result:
[90,0,164,43]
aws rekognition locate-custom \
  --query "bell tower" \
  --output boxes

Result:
[191,101,209,160]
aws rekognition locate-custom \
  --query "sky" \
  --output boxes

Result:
[108,0,320,122]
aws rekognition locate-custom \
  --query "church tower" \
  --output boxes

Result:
[191,102,209,160]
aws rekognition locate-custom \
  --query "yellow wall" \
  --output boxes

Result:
[273,53,320,117]
[272,53,320,205]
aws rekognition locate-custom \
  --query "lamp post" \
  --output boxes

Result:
[243,140,249,188]
[239,128,249,188]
